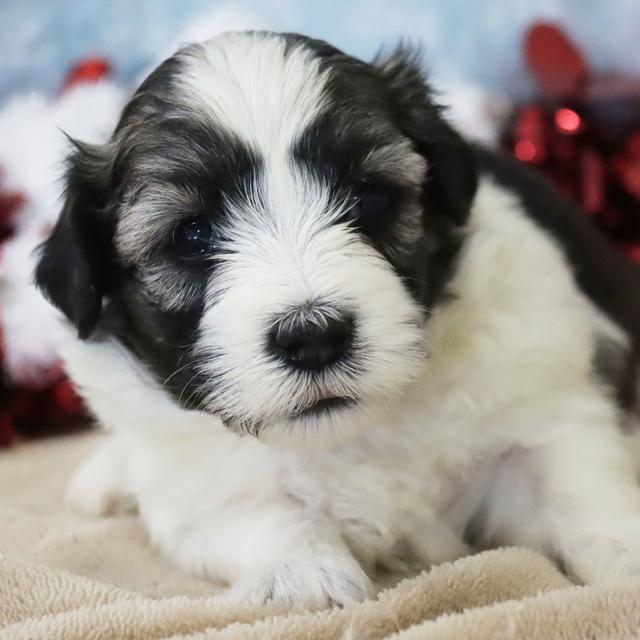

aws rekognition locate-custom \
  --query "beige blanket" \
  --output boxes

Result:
[2,432,640,639]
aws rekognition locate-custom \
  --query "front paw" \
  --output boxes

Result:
[563,520,640,583]
[66,446,136,517]
[225,544,373,608]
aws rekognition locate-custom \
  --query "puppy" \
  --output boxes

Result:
[35,31,640,606]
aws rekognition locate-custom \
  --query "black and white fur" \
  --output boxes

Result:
[36,31,640,606]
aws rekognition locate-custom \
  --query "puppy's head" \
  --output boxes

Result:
[36,32,476,445]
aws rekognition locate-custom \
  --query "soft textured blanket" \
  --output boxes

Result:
[1,431,640,639]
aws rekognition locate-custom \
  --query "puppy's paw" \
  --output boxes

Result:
[225,544,373,608]
[65,445,136,517]
[563,521,640,583]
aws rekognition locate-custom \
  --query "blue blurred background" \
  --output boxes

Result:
[2,0,640,101]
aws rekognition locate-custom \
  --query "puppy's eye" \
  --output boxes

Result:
[172,217,218,259]
[347,184,390,220]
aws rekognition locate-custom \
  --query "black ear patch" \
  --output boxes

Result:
[418,121,478,226]
[376,45,478,225]
[35,140,115,339]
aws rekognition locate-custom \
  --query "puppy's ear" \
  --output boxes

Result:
[35,140,115,339]
[375,45,477,225]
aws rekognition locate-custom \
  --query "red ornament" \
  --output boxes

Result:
[52,379,84,418]
[554,108,582,135]
[525,23,589,99]
[612,130,640,199]
[513,106,547,164]
[580,149,605,214]
[504,21,640,259]
[63,57,112,92]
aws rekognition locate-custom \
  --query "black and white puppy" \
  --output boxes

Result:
[36,31,640,606]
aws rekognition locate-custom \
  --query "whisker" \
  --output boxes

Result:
[177,371,205,406]
[161,358,195,387]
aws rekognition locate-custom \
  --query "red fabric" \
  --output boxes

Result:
[505,22,640,259]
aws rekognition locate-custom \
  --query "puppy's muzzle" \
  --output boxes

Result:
[268,305,354,371]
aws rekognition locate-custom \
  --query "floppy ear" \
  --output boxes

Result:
[35,140,115,339]
[375,46,477,225]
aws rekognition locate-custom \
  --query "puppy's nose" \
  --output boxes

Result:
[270,311,354,371]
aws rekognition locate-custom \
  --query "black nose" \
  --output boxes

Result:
[269,311,354,371]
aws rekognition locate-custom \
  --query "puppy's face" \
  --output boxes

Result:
[37,32,476,444]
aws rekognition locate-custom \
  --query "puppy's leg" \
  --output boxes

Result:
[225,529,373,607]
[491,394,640,583]
[404,510,471,571]
[164,505,373,607]
[539,428,640,583]
[66,436,136,516]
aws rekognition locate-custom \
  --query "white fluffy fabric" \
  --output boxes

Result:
[439,81,511,146]
[0,80,125,384]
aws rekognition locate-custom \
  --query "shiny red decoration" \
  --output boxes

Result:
[554,108,582,135]
[513,106,547,163]
[62,56,111,92]
[525,23,589,99]
[612,130,640,198]
[505,22,640,260]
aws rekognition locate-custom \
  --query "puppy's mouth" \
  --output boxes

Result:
[292,396,356,419]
